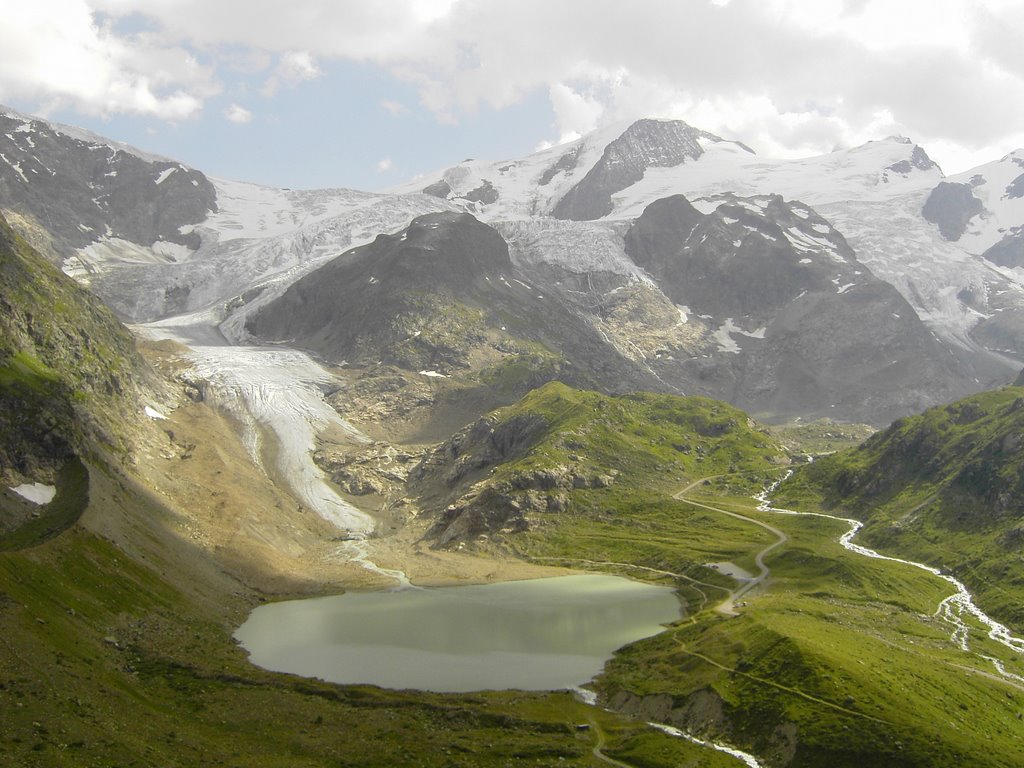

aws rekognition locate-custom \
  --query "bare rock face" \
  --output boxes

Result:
[0,110,216,261]
[246,211,513,369]
[552,119,752,221]
[315,442,424,498]
[922,181,983,241]
[411,411,557,546]
[982,230,1024,268]
[1006,172,1024,199]
[623,193,968,424]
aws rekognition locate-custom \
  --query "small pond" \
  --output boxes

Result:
[234,574,681,692]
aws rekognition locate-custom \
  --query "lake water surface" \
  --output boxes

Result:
[235,574,681,692]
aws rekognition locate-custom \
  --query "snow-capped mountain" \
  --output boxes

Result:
[0,107,215,261]
[2,105,1022,424]
[393,118,756,221]
[410,119,1023,381]
[398,121,942,222]
[0,106,457,323]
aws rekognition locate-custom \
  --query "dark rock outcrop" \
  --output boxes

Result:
[922,181,983,241]
[885,144,940,176]
[247,211,513,368]
[981,230,1024,268]
[0,110,216,261]
[1006,173,1024,199]
[624,193,968,424]
[552,119,752,221]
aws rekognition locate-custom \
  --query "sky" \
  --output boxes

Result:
[2,0,1024,191]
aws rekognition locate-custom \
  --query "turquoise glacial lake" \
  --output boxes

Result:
[234,574,681,692]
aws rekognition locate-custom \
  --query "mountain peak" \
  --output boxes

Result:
[551,119,749,221]
[0,103,172,164]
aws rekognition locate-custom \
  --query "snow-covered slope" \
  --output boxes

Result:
[421,118,1016,381]
[392,119,755,222]
[66,176,456,323]
[613,136,943,217]
[944,150,1024,255]
[396,121,941,223]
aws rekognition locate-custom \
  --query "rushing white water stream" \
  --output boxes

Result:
[757,470,1024,682]
[648,723,763,768]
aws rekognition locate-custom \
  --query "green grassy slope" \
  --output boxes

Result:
[3,468,742,767]
[0,212,155,487]
[415,382,787,584]
[773,386,1024,629]
[596,487,1024,768]
[412,382,1024,766]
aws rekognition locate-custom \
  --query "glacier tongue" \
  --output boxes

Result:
[139,319,374,535]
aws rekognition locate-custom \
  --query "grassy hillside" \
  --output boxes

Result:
[409,382,1024,766]
[414,382,788,578]
[0,212,155,488]
[590,481,1024,768]
[773,386,1024,628]
[2,463,748,767]
[0,211,166,551]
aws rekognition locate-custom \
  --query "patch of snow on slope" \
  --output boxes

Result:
[496,218,649,280]
[154,167,178,184]
[9,483,57,505]
[782,226,845,261]
[65,237,190,281]
[144,405,168,420]
[713,318,766,353]
[0,153,28,182]
[949,150,1024,253]
[610,137,943,221]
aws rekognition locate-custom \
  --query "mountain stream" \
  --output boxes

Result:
[757,471,1024,684]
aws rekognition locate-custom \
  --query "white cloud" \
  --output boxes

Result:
[380,99,409,116]
[548,82,604,144]
[6,0,1024,172]
[0,1,215,119]
[261,51,322,96]
[224,103,252,123]
[376,156,393,172]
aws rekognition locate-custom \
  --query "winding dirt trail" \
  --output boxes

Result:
[672,477,788,615]
[587,718,636,768]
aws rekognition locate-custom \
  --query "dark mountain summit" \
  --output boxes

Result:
[552,119,751,221]
[622,193,968,423]
[0,108,216,261]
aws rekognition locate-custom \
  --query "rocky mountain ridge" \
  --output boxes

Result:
[1,106,1022,426]
[0,211,158,487]
[246,191,969,424]
[0,108,216,261]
